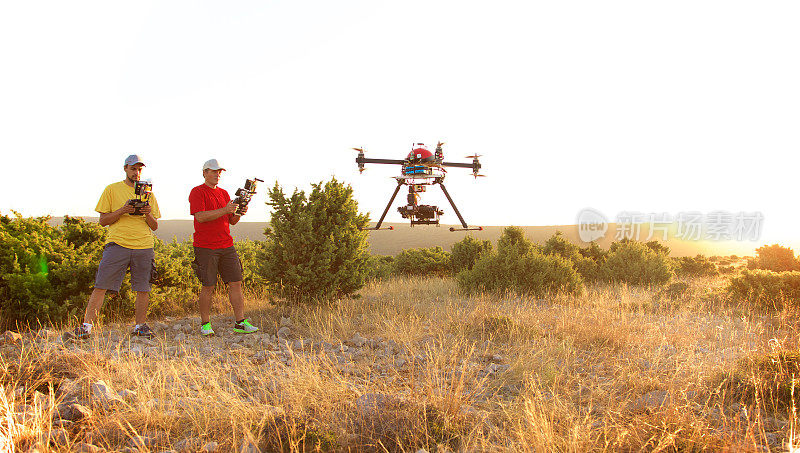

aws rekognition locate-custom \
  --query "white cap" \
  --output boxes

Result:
[124,154,145,166]
[202,159,226,171]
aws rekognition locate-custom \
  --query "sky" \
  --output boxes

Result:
[1,1,798,252]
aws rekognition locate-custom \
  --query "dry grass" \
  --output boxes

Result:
[2,276,799,452]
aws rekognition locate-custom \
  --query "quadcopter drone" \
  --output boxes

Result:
[354,142,484,232]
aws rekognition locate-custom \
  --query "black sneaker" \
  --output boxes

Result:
[63,325,90,342]
[132,324,154,339]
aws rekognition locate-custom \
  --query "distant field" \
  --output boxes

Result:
[49,217,752,257]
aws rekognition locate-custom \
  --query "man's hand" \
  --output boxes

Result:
[140,204,152,215]
[224,201,238,215]
[119,203,136,215]
[237,205,248,216]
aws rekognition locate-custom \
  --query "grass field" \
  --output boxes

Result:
[2,275,798,452]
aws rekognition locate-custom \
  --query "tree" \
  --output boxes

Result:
[261,178,371,303]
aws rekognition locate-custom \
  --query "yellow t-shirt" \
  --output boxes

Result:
[95,181,161,249]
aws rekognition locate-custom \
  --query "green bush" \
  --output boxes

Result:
[450,235,492,274]
[601,240,673,286]
[497,226,534,255]
[750,244,800,272]
[728,269,800,310]
[0,214,106,329]
[261,178,371,303]
[365,254,394,280]
[393,246,451,277]
[457,227,583,297]
[457,249,583,297]
[673,254,719,277]
[540,232,606,282]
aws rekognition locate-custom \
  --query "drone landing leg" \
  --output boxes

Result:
[438,182,482,232]
[364,180,403,230]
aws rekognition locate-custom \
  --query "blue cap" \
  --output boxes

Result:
[124,154,145,166]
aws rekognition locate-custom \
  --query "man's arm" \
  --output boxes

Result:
[140,205,158,230]
[229,205,247,225]
[99,203,135,226]
[194,201,237,223]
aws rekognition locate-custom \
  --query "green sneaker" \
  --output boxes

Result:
[233,318,258,334]
[200,322,215,337]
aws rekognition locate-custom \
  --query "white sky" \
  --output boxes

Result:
[1,1,798,250]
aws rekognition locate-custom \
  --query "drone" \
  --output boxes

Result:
[354,142,484,232]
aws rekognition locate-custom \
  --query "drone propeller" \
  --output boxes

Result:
[353,147,365,152]
[465,154,482,159]
[437,141,445,147]
[473,174,486,178]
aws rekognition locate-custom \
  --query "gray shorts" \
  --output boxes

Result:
[192,246,243,287]
[94,243,155,292]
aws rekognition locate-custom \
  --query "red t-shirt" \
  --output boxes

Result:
[189,184,234,249]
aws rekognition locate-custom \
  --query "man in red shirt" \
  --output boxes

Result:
[189,159,259,336]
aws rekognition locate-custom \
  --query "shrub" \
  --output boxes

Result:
[0,214,106,330]
[673,255,719,277]
[750,244,800,272]
[261,178,371,303]
[458,229,583,297]
[393,247,451,277]
[727,269,800,310]
[457,248,583,297]
[450,235,492,274]
[497,226,534,255]
[601,240,673,286]
[365,254,394,280]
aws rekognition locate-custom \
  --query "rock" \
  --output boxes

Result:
[239,431,261,453]
[118,389,137,404]
[348,332,367,348]
[73,442,103,453]
[174,437,203,452]
[277,327,291,339]
[128,434,161,449]
[355,393,400,418]
[262,405,284,418]
[90,380,123,409]
[36,329,55,340]
[280,316,292,327]
[2,330,23,345]
[630,390,670,413]
[55,402,92,421]
[201,441,220,452]
[57,379,83,400]
[174,332,186,342]
[24,442,46,453]
[52,419,74,429]
[33,391,51,409]
[46,428,69,447]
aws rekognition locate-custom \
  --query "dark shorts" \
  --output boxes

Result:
[192,246,243,287]
[94,243,155,292]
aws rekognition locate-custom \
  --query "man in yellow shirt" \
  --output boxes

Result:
[64,155,161,341]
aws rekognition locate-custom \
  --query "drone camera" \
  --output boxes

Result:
[233,177,263,215]
[127,180,153,216]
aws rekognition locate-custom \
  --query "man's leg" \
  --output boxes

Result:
[228,281,245,322]
[85,243,129,325]
[198,286,215,324]
[134,291,149,325]
[83,288,108,324]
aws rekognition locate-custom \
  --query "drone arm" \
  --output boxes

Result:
[438,182,469,229]
[364,180,403,230]
[356,157,406,166]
